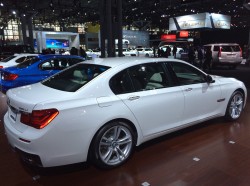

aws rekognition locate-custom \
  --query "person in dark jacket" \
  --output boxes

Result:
[203,48,212,73]
[172,45,177,58]
[188,47,195,64]
[79,47,87,59]
[197,47,204,68]
[70,47,78,55]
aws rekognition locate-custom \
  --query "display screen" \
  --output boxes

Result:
[46,39,69,48]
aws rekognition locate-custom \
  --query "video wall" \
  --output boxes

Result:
[46,39,69,48]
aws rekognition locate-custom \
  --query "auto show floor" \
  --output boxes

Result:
[1,65,250,186]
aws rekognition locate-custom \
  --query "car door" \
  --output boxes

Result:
[168,62,222,123]
[110,62,185,137]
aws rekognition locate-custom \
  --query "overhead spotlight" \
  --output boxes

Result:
[12,10,16,15]
[0,2,3,6]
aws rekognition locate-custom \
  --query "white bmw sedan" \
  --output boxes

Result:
[4,57,247,169]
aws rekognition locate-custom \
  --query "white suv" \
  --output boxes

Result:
[203,43,242,69]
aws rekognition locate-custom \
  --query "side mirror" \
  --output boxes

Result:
[206,75,215,84]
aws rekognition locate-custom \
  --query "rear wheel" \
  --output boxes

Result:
[225,91,244,121]
[90,121,135,169]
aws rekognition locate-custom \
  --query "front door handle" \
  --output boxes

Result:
[128,96,140,101]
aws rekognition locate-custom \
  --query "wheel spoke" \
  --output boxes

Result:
[236,99,243,106]
[102,148,113,163]
[100,137,111,146]
[117,136,132,145]
[113,126,121,140]
[116,147,126,160]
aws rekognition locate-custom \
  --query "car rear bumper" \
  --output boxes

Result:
[3,113,89,167]
[217,57,242,64]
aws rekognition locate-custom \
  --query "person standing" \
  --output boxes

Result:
[188,47,195,64]
[172,45,177,58]
[203,48,212,73]
[79,47,87,60]
[197,47,204,68]
[70,47,78,55]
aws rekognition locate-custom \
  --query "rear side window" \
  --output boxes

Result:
[0,55,16,62]
[42,63,110,92]
[16,57,39,68]
[16,56,37,63]
[213,46,220,51]
[110,62,170,95]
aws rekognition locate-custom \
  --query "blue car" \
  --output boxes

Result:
[0,54,84,93]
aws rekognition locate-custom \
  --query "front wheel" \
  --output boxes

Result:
[90,121,135,169]
[225,91,244,121]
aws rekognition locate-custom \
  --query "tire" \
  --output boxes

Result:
[145,53,149,57]
[90,121,135,169]
[225,91,244,121]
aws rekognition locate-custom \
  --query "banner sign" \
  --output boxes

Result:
[169,13,231,31]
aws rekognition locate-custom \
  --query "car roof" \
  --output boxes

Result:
[37,54,84,60]
[14,53,38,56]
[204,43,240,46]
[84,57,182,68]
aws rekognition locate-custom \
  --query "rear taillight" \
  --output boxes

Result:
[20,109,59,129]
[218,47,221,57]
[3,73,18,81]
[0,66,3,68]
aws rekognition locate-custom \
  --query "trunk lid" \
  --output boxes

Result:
[6,82,71,132]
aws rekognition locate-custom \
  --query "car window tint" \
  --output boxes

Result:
[16,57,39,68]
[15,57,27,63]
[214,46,220,51]
[69,58,84,64]
[169,62,206,85]
[42,63,110,92]
[0,55,16,62]
[41,60,53,70]
[110,63,170,95]
[232,46,240,52]
[110,70,134,94]
[128,63,170,91]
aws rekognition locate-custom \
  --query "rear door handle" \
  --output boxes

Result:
[128,96,140,101]
[185,88,192,92]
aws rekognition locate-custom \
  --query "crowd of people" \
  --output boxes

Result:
[41,46,87,59]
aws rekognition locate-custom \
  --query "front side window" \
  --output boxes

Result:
[169,62,206,85]
[42,63,110,92]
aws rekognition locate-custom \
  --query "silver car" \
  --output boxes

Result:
[204,43,243,69]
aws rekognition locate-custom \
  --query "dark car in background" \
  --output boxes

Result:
[0,54,84,93]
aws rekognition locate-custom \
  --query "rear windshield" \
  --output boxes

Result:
[42,63,110,92]
[0,55,16,62]
[221,45,241,52]
[211,45,241,52]
[16,57,40,68]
